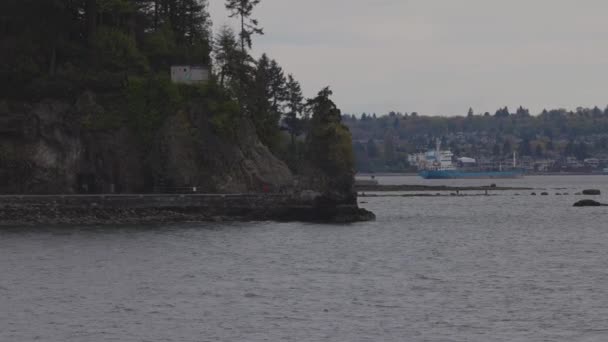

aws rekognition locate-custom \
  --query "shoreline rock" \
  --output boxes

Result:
[0,193,375,226]
[573,199,607,207]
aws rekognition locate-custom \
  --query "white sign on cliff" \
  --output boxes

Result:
[171,66,210,84]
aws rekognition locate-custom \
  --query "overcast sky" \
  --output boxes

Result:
[209,0,608,116]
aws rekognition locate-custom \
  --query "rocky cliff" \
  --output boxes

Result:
[0,92,293,195]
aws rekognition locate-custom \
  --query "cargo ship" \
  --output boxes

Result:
[411,141,524,179]
[419,169,524,179]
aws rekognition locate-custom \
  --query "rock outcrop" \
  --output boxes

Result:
[0,93,293,195]
[0,92,373,223]
[154,105,292,193]
[573,199,607,207]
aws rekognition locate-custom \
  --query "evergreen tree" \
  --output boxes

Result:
[574,142,589,160]
[284,74,304,147]
[518,138,532,157]
[366,139,378,158]
[307,87,355,192]
[515,106,530,117]
[564,140,575,157]
[214,25,240,87]
[248,54,286,148]
[592,106,603,118]
[1,0,213,95]
[225,0,263,51]
[503,140,512,154]
[492,144,501,156]
[384,133,395,163]
[535,144,543,157]
[495,107,510,118]
[267,58,287,111]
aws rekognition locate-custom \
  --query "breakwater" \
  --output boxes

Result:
[355,184,532,192]
[0,193,375,225]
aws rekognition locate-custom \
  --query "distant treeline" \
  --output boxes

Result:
[343,106,608,172]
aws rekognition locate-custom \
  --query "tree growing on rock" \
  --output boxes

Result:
[214,26,241,87]
[225,0,263,51]
[284,74,304,148]
[248,53,286,148]
[306,87,355,196]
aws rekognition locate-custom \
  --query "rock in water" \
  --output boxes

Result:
[582,189,601,195]
[574,199,606,207]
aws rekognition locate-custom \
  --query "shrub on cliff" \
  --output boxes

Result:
[125,75,182,146]
[179,81,241,140]
[93,27,149,74]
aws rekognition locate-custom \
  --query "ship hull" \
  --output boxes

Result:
[419,170,525,179]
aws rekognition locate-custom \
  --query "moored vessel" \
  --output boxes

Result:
[412,140,525,179]
[419,169,524,179]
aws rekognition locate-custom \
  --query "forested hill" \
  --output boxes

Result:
[0,0,355,198]
[1,0,212,97]
[344,107,608,173]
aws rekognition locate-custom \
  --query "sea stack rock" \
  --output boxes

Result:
[573,199,606,207]
[582,189,601,195]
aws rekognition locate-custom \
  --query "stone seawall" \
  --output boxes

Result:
[0,194,375,225]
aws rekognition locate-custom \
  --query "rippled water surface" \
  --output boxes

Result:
[3,175,608,341]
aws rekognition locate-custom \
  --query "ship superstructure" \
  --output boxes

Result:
[411,140,524,179]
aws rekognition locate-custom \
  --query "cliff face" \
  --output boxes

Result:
[153,103,293,193]
[0,93,293,194]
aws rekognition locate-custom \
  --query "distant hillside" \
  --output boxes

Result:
[343,107,608,173]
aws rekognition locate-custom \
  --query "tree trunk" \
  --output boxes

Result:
[241,14,245,52]
[49,45,57,76]
[154,0,159,29]
[85,0,97,47]
[220,66,226,87]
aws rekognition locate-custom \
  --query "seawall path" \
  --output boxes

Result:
[0,193,375,225]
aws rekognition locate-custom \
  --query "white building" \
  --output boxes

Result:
[171,65,210,84]
[566,157,583,168]
[534,159,554,172]
[584,158,600,168]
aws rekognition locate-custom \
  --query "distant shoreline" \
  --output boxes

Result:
[355,184,532,192]
[357,172,608,177]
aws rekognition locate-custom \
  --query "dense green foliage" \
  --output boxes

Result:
[307,88,355,191]
[1,0,355,187]
[0,0,211,98]
[124,75,181,144]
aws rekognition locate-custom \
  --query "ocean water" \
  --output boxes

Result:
[2,175,608,342]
